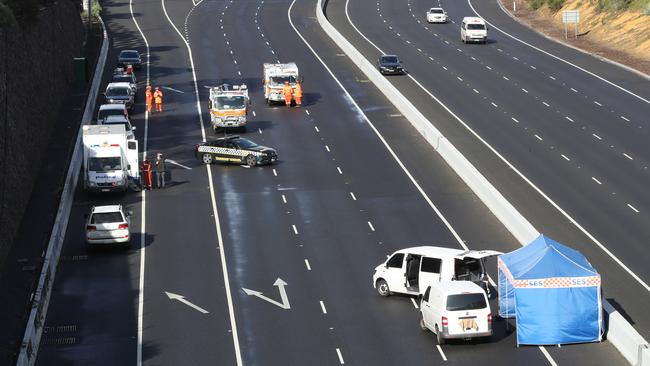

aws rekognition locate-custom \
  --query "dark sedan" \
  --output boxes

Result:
[195,135,278,167]
[117,50,142,69]
[378,54,406,75]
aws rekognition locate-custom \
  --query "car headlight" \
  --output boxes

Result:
[89,181,97,187]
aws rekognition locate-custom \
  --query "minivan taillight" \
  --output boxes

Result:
[86,225,96,232]
[441,316,448,326]
[118,223,129,230]
[487,313,493,323]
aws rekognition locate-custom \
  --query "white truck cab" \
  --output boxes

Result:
[263,62,300,104]
[420,281,492,344]
[372,246,501,297]
[208,84,250,131]
[461,17,488,44]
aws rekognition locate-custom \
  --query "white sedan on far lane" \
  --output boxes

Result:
[426,8,448,23]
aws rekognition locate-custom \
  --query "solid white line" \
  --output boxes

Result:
[592,134,602,140]
[337,167,343,174]
[627,204,639,213]
[623,153,633,160]
[511,117,519,123]
[521,88,528,93]
[336,348,345,364]
[273,169,278,176]
[320,300,328,314]
[325,145,331,152]
[534,134,542,141]
[292,224,299,235]
[282,194,287,204]
[561,154,570,161]
[410,298,419,308]
[620,115,630,122]
[436,345,447,361]
[160,1,242,364]
[341,0,650,293]
[470,0,650,105]
[594,100,602,106]
[367,221,375,231]
[565,116,574,122]
[130,1,149,364]
[304,259,311,270]
[591,177,602,185]
[350,192,357,201]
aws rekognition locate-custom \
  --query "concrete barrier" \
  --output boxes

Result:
[15,17,109,366]
[315,0,649,364]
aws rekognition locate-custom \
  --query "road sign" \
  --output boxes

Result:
[562,10,580,39]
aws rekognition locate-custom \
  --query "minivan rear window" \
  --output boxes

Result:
[446,293,486,311]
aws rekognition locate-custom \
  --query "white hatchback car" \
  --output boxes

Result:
[426,8,448,23]
[85,205,131,246]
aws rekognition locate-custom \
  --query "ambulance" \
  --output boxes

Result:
[262,62,300,105]
[82,125,139,193]
[208,84,250,132]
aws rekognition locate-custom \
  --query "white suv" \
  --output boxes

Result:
[426,8,447,23]
[85,205,131,246]
[461,17,488,44]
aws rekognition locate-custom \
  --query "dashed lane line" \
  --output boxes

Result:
[304,259,312,271]
[592,177,602,185]
[320,301,327,314]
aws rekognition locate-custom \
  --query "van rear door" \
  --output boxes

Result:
[455,250,501,260]
[419,257,442,292]
[126,140,139,180]
[445,292,490,336]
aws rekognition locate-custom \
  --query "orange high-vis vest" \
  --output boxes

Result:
[283,84,292,97]
[294,84,303,98]
[154,90,163,104]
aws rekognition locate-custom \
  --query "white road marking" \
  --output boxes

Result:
[252,110,256,117]
[444,40,449,44]
[258,128,262,134]
[542,101,550,107]
[436,345,447,361]
[549,75,556,80]
[530,65,536,69]
[292,225,299,235]
[305,109,310,115]
[165,292,209,313]
[368,221,375,231]
[521,88,528,93]
[497,48,503,52]
[534,134,542,141]
[442,66,448,70]
[304,259,311,270]
[594,101,602,106]
[161,86,184,93]
[592,134,602,140]
[165,159,192,170]
[620,115,630,122]
[503,76,509,80]
[486,65,492,70]
[623,153,633,160]
[513,56,519,60]
[457,76,463,81]
[417,48,422,52]
[627,204,639,213]
[410,298,419,308]
[565,116,574,122]
[570,87,578,93]
[561,154,570,161]
[350,192,357,201]
[325,145,331,152]
[273,169,278,176]
[429,56,434,61]
[161,0,243,360]
[473,88,479,94]
[457,48,462,52]
[315,126,320,132]
[538,346,557,366]
[336,348,345,364]
[337,167,343,174]
[406,40,411,44]
[320,300,328,314]
[281,195,287,204]
[511,117,519,123]
[491,102,498,108]
[592,177,602,185]
[471,56,476,61]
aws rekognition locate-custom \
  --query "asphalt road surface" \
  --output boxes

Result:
[35,0,629,364]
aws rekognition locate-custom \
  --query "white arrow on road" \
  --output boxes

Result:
[165,159,192,170]
[161,86,184,94]
[165,291,209,314]
[242,278,290,309]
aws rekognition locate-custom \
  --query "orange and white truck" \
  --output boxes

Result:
[208,84,250,132]
[263,62,300,105]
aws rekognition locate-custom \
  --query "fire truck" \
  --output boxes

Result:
[262,62,300,105]
[208,84,250,132]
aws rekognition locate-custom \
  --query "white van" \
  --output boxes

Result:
[372,246,501,297]
[420,281,492,344]
[461,17,488,44]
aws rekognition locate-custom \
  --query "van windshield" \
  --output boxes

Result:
[446,294,487,311]
[89,157,122,172]
[467,23,485,30]
[98,108,124,121]
[270,76,297,86]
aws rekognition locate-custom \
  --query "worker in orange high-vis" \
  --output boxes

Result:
[154,86,164,112]
[294,82,303,107]
[282,81,293,107]
[145,86,153,113]
[141,159,152,190]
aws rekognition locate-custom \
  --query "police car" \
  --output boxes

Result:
[195,136,278,167]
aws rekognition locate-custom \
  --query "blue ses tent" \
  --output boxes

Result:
[498,235,603,345]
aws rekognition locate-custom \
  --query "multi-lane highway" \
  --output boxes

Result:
[333,0,650,338]
[34,0,637,364]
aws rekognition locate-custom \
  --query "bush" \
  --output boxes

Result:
[4,0,40,21]
[548,0,566,11]
[528,0,546,10]
[645,3,650,15]
[0,2,17,26]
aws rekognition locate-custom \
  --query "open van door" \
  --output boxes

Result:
[127,139,139,180]
[455,250,502,260]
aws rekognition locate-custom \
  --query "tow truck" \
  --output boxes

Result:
[208,84,250,132]
[262,62,300,105]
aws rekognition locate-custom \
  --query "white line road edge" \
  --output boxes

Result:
[345,0,650,293]
[467,0,650,105]
[130,1,150,365]
[160,0,243,365]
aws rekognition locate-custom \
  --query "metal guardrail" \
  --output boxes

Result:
[15,16,109,366]
[314,0,649,364]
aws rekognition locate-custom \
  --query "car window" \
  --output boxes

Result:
[113,75,132,83]
[128,141,136,150]
[468,23,485,30]
[121,51,139,58]
[91,212,124,224]
[226,142,237,149]
[386,253,404,268]
[423,286,431,302]
[430,9,443,13]
[381,56,398,63]
[446,293,487,311]
[211,140,225,147]
[106,87,129,97]
[421,257,441,274]
[234,138,258,149]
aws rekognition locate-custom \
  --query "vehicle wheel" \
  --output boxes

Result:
[245,154,257,167]
[376,279,391,297]
[436,325,445,345]
[202,153,214,164]
[420,314,428,331]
